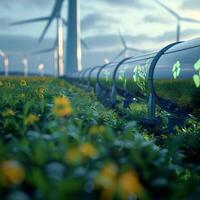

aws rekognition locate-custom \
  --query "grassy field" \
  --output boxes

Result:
[0,77,200,200]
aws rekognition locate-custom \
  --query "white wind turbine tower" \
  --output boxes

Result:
[0,50,9,77]
[113,30,146,61]
[32,47,59,77]
[11,0,88,77]
[22,58,28,77]
[38,64,45,77]
[66,0,81,74]
[11,0,65,77]
[155,0,200,42]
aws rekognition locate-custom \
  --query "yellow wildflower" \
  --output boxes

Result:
[79,143,97,158]
[95,162,118,200]
[1,160,25,186]
[65,148,83,164]
[20,80,27,87]
[39,87,46,94]
[118,171,143,199]
[89,125,106,135]
[18,93,25,98]
[52,96,73,117]
[24,114,39,125]
[38,93,44,99]
[2,109,15,117]
[95,162,118,189]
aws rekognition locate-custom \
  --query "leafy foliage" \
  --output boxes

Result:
[0,77,199,200]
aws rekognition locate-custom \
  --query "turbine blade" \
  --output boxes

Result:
[118,30,127,48]
[127,47,146,53]
[81,40,89,50]
[181,17,200,23]
[32,48,55,55]
[113,50,125,61]
[39,0,65,42]
[10,17,50,26]
[154,0,180,19]
[38,20,53,42]
[62,18,68,26]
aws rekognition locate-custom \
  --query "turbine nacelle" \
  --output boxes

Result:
[154,0,200,41]
[113,30,146,61]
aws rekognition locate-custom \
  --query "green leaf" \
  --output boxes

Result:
[177,67,181,77]
[194,59,200,70]
[173,72,177,79]
[193,75,200,88]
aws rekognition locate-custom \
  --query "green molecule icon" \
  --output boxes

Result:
[172,61,181,79]
[193,75,200,88]
[193,59,200,88]
[194,59,200,71]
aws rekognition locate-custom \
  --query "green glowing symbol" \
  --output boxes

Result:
[194,59,200,70]
[172,60,181,79]
[193,75,200,88]
[193,59,200,88]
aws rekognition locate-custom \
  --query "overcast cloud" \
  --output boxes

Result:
[0,0,200,74]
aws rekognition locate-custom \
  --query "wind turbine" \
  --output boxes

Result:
[11,0,88,77]
[154,0,200,42]
[10,0,65,77]
[38,64,45,77]
[32,47,59,77]
[0,50,9,77]
[22,58,28,77]
[30,19,65,78]
[104,58,110,64]
[113,31,146,61]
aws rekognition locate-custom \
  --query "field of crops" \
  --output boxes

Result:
[0,77,200,200]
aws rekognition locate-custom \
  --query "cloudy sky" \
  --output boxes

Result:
[0,0,200,74]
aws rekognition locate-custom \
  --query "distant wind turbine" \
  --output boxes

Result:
[30,18,65,77]
[38,64,45,77]
[113,30,146,61]
[0,50,9,77]
[32,47,58,77]
[10,0,65,77]
[22,58,28,77]
[154,0,200,42]
[11,0,88,76]
[104,58,110,64]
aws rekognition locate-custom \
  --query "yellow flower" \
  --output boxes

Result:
[89,125,106,135]
[18,93,25,98]
[118,171,143,198]
[0,81,3,87]
[95,162,118,189]
[39,87,46,94]
[52,96,73,117]
[95,162,118,200]
[65,148,83,164]
[24,114,39,125]
[79,143,97,158]
[38,93,44,99]
[20,80,27,87]
[1,160,25,186]
[2,109,15,117]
